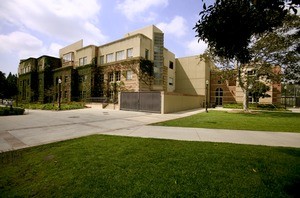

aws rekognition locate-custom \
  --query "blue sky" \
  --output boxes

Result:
[0,0,211,76]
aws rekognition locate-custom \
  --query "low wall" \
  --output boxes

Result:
[162,92,205,114]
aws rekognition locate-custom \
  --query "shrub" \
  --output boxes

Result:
[0,107,25,116]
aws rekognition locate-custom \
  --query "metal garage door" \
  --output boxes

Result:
[120,92,161,113]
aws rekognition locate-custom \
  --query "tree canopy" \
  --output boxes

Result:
[194,0,299,64]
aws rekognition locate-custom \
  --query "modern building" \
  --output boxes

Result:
[17,25,281,113]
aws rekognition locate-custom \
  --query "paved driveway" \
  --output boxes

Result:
[1,108,300,152]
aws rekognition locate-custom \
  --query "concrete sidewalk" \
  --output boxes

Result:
[103,125,300,148]
[1,108,300,152]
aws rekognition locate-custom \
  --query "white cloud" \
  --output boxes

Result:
[157,16,188,38]
[116,0,168,21]
[185,38,208,56]
[0,31,44,58]
[0,0,107,44]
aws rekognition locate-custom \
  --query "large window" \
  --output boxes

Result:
[116,50,125,61]
[63,53,73,62]
[126,70,133,80]
[99,56,104,64]
[106,53,114,63]
[127,48,133,58]
[79,57,87,66]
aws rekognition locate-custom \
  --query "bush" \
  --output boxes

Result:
[17,102,86,111]
[0,107,25,116]
[223,103,286,111]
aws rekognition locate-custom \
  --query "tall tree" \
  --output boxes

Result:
[0,71,7,100]
[6,72,18,99]
[195,0,299,111]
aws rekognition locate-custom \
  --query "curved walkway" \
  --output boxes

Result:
[0,108,300,152]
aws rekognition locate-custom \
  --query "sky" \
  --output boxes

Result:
[0,0,212,76]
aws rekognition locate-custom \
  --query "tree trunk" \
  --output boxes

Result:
[243,89,249,112]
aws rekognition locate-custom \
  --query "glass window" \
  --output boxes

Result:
[109,72,114,82]
[168,77,173,86]
[126,70,133,80]
[63,53,73,62]
[145,49,149,60]
[116,51,125,61]
[116,71,121,81]
[99,56,104,64]
[169,61,174,69]
[106,53,114,63]
[127,48,133,58]
[79,57,88,66]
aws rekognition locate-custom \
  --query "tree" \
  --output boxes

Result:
[0,71,7,101]
[195,0,299,111]
[6,72,18,99]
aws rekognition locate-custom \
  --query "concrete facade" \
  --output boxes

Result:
[17,25,281,110]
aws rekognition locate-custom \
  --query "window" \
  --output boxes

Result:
[116,51,125,61]
[79,57,87,66]
[63,53,73,62]
[106,53,114,63]
[249,93,259,103]
[169,61,174,69]
[247,70,256,76]
[145,49,149,60]
[126,70,133,80]
[168,77,174,86]
[215,88,223,106]
[99,56,104,64]
[116,71,121,81]
[99,74,104,83]
[109,72,114,82]
[79,75,86,83]
[127,48,133,58]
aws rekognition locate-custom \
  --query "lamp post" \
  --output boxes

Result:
[58,78,62,110]
[206,80,209,113]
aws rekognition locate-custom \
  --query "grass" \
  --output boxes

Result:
[18,102,86,111]
[0,135,299,197]
[153,111,300,132]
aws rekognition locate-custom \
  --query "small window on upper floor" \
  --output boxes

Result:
[63,53,73,62]
[145,49,149,60]
[99,56,104,64]
[116,50,125,61]
[79,57,87,66]
[169,61,174,69]
[127,48,133,58]
[106,53,114,63]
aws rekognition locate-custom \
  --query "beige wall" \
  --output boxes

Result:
[75,45,97,67]
[98,34,152,65]
[175,55,212,96]
[164,48,176,92]
[59,40,83,58]
[162,92,204,114]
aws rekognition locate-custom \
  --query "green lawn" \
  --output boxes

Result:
[0,135,299,197]
[153,111,300,132]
